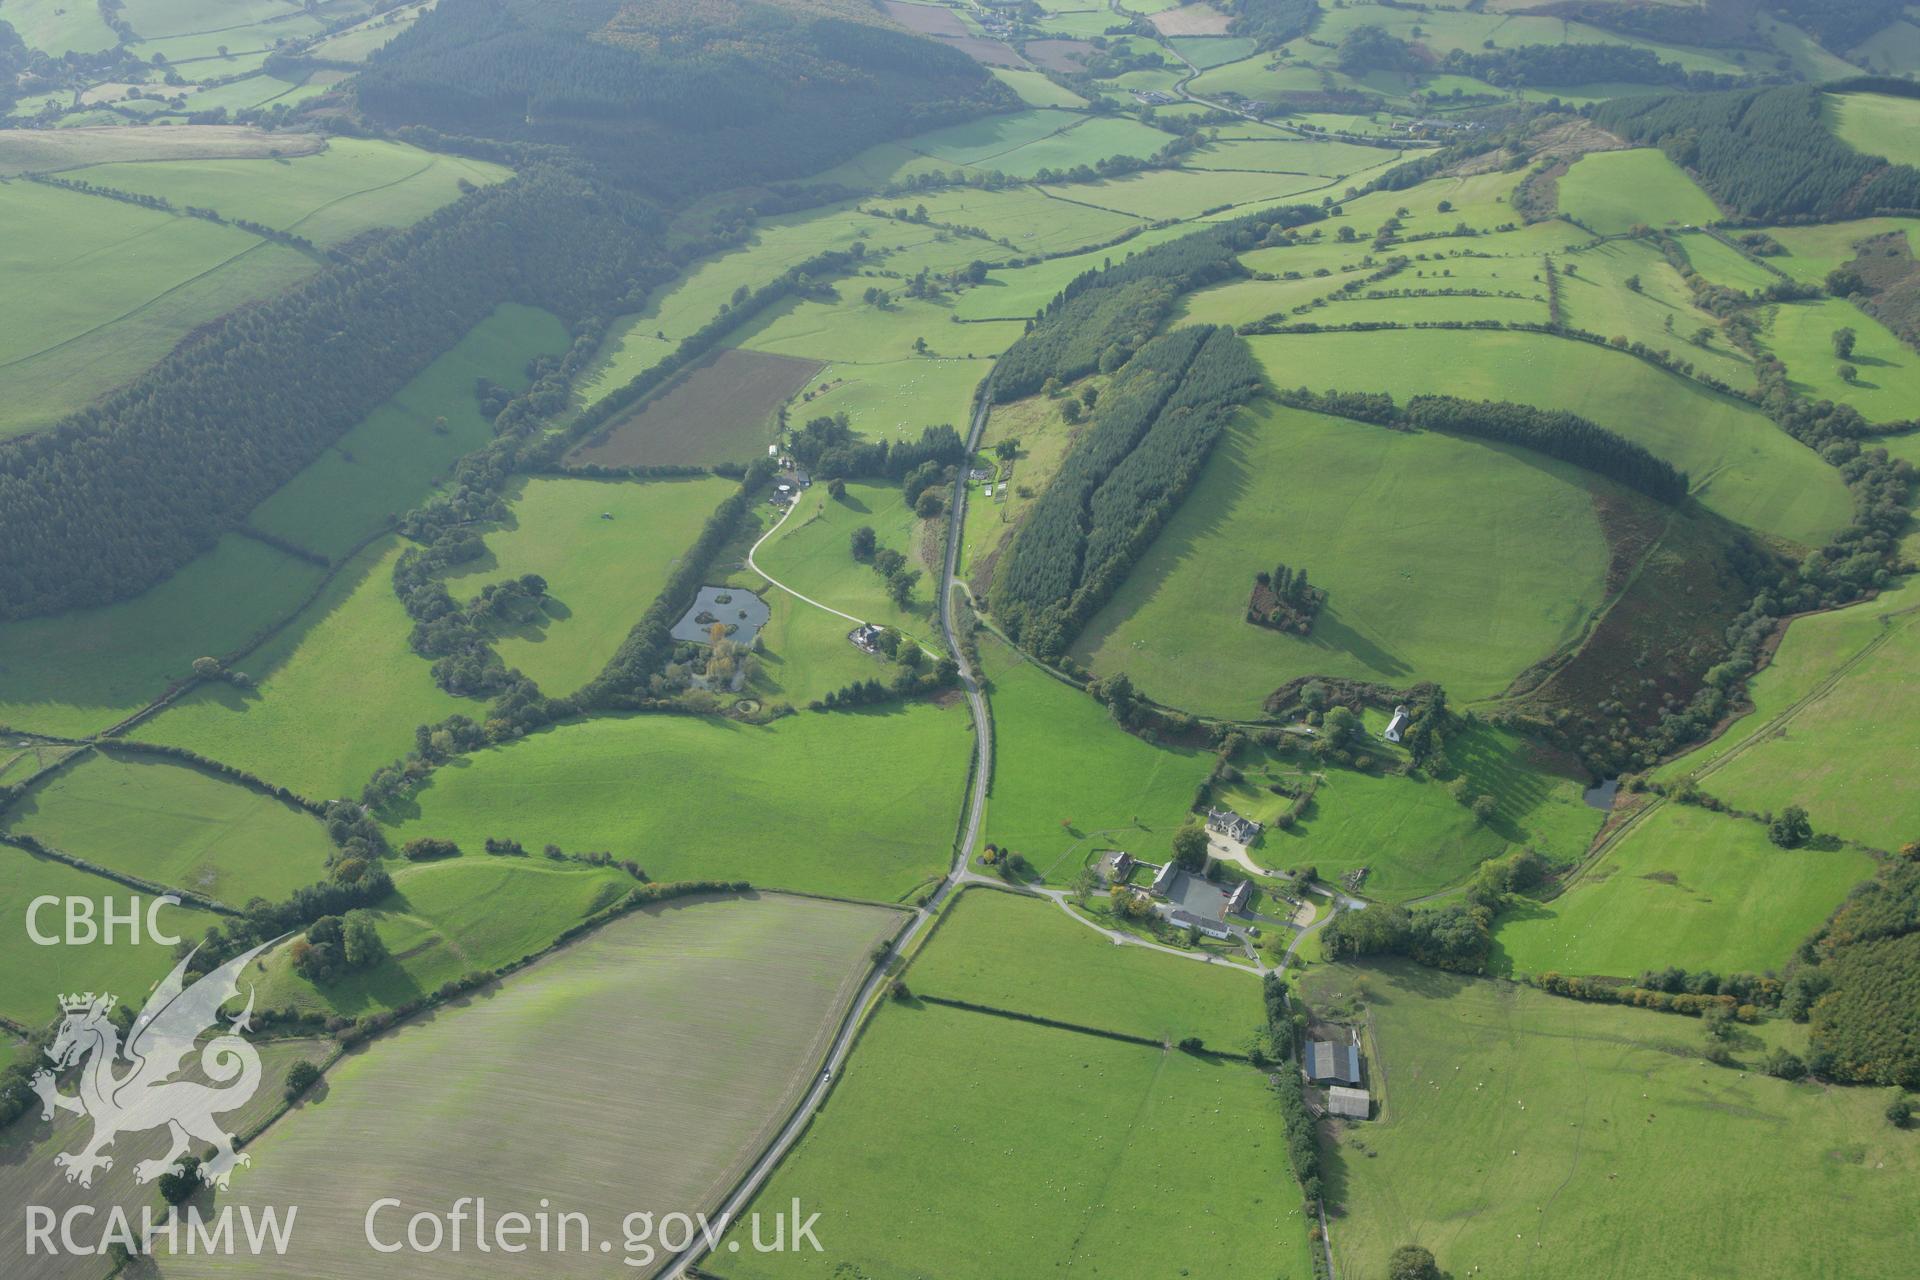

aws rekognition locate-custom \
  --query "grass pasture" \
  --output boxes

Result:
[0,124,324,175]
[128,539,467,802]
[880,183,1144,255]
[755,480,936,638]
[0,535,325,739]
[775,354,991,444]
[1557,148,1721,234]
[980,636,1215,876]
[388,703,971,902]
[912,886,1260,1048]
[441,474,738,692]
[71,138,506,249]
[1665,576,1920,851]
[715,1000,1313,1280]
[1558,238,1758,388]
[1761,295,1920,426]
[0,849,222,1026]
[1301,962,1919,1280]
[248,303,569,559]
[249,856,638,1016]
[1828,90,1920,167]
[1493,803,1875,978]
[1218,726,1602,900]
[1246,329,1852,547]
[1759,217,1920,283]
[1070,401,1615,717]
[0,750,336,904]
[570,348,826,468]
[171,894,902,1280]
[0,178,312,436]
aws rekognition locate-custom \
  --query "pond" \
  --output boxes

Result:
[1582,778,1620,811]
[671,585,771,648]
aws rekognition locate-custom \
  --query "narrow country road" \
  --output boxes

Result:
[660,385,998,1279]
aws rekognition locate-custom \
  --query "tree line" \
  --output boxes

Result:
[1275,387,1691,503]
[1441,43,1745,90]
[994,326,1265,659]
[992,202,1325,402]
[0,169,675,621]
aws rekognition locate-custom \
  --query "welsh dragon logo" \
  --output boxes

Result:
[31,940,276,1191]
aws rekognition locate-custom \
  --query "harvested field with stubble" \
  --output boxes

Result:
[568,348,825,468]
[163,894,904,1280]
[1150,2,1234,35]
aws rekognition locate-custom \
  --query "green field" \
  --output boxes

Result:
[1301,962,1919,1280]
[0,750,336,904]
[988,66,1087,108]
[756,480,937,638]
[1558,148,1723,234]
[912,886,1261,1048]
[1761,295,1920,426]
[129,538,466,802]
[716,1000,1313,1280]
[1558,238,1759,389]
[1217,725,1603,900]
[779,354,991,444]
[1828,90,1920,167]
[1071,401,1615,717]
[820,110,1176,187]
[0,534,326,739]
[248,303,570,558]
[250,856,636,1016]
[441,474,737,692]
[0,850,221,1025]
[574,201,890,408]
[980,636,1215,875]
[70,138,506,248]
[0,178,312,436]
[388,703,971,902]
[1657,576,1920,851]
[170,894,902,1279]
[1759,217,1920,283]
[1493,802,1876,978]
[879,183,1144,256]
[1245,329,1852,547]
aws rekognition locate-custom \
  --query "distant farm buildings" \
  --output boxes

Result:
[1383,704,1410,744]
[1306,1039,1362,1086]
[1327,1086,1370,1120]
[1165,909,1234,941]
[1096,850,1136,883]
[1206,806,1262,843]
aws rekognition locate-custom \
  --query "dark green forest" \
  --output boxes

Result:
[994,325,1265,658]
[355,0,1010,192]
[1593,83,1920,221]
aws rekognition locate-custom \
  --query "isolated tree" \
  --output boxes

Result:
[1768,805,1813,848]
[849,526,877,561]
[342,910,386,969]
[284,1059,322,1102]
[1171,823,1210,872]
[1839,363,1858,384]
[191,656,224,679]
[158,1157,202,1206]
[1832,327,1857,359]
[1887,1097,1912,1128]
[994,437,1019,461]
[1389,1244,1441,1280]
